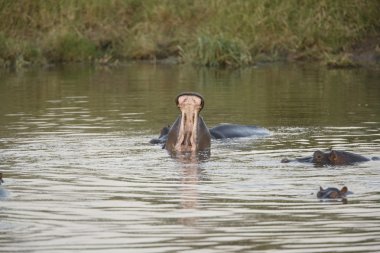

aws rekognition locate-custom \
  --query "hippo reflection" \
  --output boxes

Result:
[281,149,379,166]
[150,92,270,154]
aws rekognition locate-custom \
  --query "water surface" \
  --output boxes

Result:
[1,64,380,252]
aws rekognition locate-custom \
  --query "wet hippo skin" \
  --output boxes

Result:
[149,125,170,144]
[150,92,270,153]
[317,186,350,199]
[150,124,269,145]
[209,124,269,139]
[281,149,379,165]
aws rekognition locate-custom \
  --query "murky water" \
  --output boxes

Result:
[1,63,380,252]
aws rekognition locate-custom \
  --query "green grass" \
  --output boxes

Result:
[191,35,252,67]
[43,30,97,62]
[0,0,379,68]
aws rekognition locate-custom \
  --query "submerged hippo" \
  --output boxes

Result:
[317,186,350,199]
[149,125,171,144]
[150,124,269,145]
[151,92,269,153]
[281,149,379,166]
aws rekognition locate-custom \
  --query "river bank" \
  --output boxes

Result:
[0,1,379,70]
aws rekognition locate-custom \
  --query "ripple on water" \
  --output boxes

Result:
[1,125,380,252]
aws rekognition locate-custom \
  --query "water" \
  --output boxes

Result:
[0,63,380,252]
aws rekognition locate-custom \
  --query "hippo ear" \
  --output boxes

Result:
[330,150,338,161]
[319,186,323,191]
[340,186,348,193]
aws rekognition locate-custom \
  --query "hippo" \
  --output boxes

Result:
[150,124,269,145]
[209,124,269,139]
[0,173,3,185]
[151,92,270,154]
[317,186,350,199]
[165,92,212,153]
[149,125,170,144]
[281,149,379,166]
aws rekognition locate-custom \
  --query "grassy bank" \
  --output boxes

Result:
[0,0,379,69]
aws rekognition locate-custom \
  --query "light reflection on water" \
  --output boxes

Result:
[0,64,380,252]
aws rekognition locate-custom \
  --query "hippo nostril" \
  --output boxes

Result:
[175,92,204,111]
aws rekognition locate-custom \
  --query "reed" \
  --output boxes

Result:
[190,35,252,67]
[0,0,379,68]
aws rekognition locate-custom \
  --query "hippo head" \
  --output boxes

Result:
[317,186,348,199]
[165,92,211,153]
[174,92,205,152]
[312,150,330,165]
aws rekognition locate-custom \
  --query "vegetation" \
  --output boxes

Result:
[0,0,379,69]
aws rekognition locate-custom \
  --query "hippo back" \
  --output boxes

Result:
[329,150,370,165]
[210,124,270,139]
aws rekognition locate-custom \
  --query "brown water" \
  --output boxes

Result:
[0,63,380,252]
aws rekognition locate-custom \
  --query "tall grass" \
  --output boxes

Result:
[0,0,379,68]
[191,35,252,67]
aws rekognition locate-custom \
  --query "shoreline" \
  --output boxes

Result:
[3,42,379,72]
